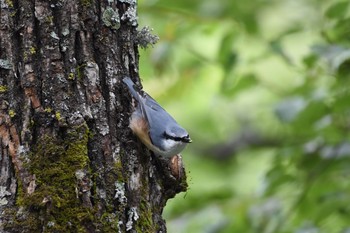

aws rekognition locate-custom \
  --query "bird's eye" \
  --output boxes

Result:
[163,131,171,139]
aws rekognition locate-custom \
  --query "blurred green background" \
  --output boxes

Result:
[138,0,350,232]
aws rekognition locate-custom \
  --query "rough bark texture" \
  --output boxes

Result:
[0,0,187,232]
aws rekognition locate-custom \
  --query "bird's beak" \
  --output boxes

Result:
[181,135,192,143]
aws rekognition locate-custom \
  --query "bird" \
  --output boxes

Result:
[122,76,191,157]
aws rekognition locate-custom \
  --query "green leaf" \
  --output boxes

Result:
[218,32,237,71]
[325,1,350,19]
[221,73,258,97]
[302,54,318,69]
[292,100,328,132]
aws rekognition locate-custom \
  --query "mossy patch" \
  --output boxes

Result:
[0,85,8,93]
[76,63,86,80]
[100,212,120,232]
[55,111,62,121]
[29,46,36,55]
[80,0,92,7]
[5,0,13,8]
[135,199,156,233]
[14,124,93,232]
[9,109,16,118]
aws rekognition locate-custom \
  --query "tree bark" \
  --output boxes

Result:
[0,0,187,232]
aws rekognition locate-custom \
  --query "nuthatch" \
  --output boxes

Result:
[123,76,192,157]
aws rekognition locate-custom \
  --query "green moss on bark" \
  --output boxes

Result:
[0,85,8,93]
[11,124,94,232]
[136,200,156,233]
[100,212,120,232]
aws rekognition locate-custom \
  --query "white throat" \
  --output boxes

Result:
[160,139,187,157]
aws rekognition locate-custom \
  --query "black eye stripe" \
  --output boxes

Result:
[163,132,181,141]
[164,132,191,142]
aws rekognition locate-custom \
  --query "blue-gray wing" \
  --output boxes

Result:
[142,93,179,130]
[138,90,180,147]
[123,76,176,122]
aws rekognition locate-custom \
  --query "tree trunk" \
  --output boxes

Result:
[0,1,187,232]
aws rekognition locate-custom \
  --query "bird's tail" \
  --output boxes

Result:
[122,76,147,121]
[122,76,140,100]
